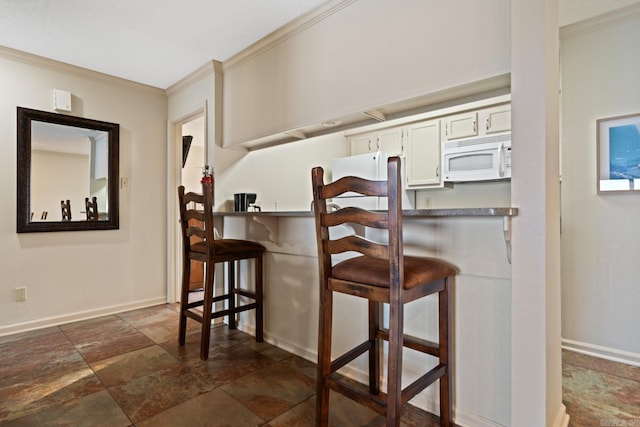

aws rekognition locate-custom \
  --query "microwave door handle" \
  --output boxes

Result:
[498,143,505,177]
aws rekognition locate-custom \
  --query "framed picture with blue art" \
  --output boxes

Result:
[597,113,640,193]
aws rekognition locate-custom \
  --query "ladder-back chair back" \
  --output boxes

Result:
[60,200,71,221]
[85,197,99,221]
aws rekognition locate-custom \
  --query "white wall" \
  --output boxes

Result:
[223,0,510,146]
[215,133,348,212]
[32,150,89,221]
[560,6,640,361]
[0,47,168,333]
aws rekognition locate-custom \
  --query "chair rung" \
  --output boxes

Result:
[329,341,372,374]
[185,300,204,310]
[184,302,259,322]
[401,363,447,405]
[235,289,257,299]
[377,328,440,357]
[184,310,203,323]
[325,364,447,415]
[326,374,387,416]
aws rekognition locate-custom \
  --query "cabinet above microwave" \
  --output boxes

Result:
[442,104,512,141]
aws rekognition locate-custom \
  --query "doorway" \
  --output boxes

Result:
[181,115,206,192]
[168,112,206,303]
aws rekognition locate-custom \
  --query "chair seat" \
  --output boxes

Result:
[332,255,456,290]
[191,239,265,256]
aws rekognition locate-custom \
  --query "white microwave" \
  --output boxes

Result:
[442,133,511,182]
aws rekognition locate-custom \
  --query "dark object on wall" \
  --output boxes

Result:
[182,135,193,168]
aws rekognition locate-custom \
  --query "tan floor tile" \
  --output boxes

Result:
[221,361,316,421]
[63,316,154,363]
[0,390,130,427]
[90,345,181,387]
[136,388,263,427]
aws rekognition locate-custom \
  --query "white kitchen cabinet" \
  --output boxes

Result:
[479,104,511,134]
[349,127,403,156]
[405,119,444,188]
[442,111,478,141]
[443,103,511,141]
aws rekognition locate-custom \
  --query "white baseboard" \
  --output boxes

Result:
[0,297,167,337]
[562,338,640,367]
[552,403,570,427]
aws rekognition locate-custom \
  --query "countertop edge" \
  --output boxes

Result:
[214,207,518,217]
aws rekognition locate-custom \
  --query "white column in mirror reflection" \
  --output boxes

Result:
[204,100,209,170]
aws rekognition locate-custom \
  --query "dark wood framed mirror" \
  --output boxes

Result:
[17,107,119,232]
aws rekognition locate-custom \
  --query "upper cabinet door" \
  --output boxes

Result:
[480,104,511,134]
[349,127,403,156]
[405,119,441,188]
[350,133,374,155]
[376,127,403,156]
[443,111,478,141]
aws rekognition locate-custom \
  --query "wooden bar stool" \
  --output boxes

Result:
[85,196,99,221]
[178,181,265,360]
[60,200,71,221]
[311,156,456,426]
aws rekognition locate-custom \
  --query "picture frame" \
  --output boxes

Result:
[596,112,640,193]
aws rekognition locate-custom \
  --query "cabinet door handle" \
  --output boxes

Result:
[436,166,440,178]
[473,120,477,133]
[486,117,490,131]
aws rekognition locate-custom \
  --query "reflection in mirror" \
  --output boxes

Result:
[31,122,110,221]
[17,107,119,232]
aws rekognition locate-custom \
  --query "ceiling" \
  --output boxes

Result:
[2,0,639,91]
[0,0,327,89]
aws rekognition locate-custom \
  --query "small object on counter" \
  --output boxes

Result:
[234,193,257,211]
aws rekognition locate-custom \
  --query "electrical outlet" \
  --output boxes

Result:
[424,197,432,208]
[15,287,27,302]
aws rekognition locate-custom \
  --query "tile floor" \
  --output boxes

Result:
[1,303,638,426]
[0,304,443,426]
[562,349,640,426]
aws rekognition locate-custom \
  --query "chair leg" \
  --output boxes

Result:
[368,300,382,395]
[386,298,404,427]
[439,277,452,426]
[178,255,191,346]
[315,286,332,427]
[255,254,264,342]
[200,259,215,360]
[227,261,236,330]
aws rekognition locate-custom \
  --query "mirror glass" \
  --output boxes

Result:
[17,107,119,232]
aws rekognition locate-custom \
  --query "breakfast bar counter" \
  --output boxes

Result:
[213,206,516,424]
[214,207,518,218]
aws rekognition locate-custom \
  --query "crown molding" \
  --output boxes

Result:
[560,2,640,39]
[165,60,222,96]
[222,0,356,72]
[0,45,166,96]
